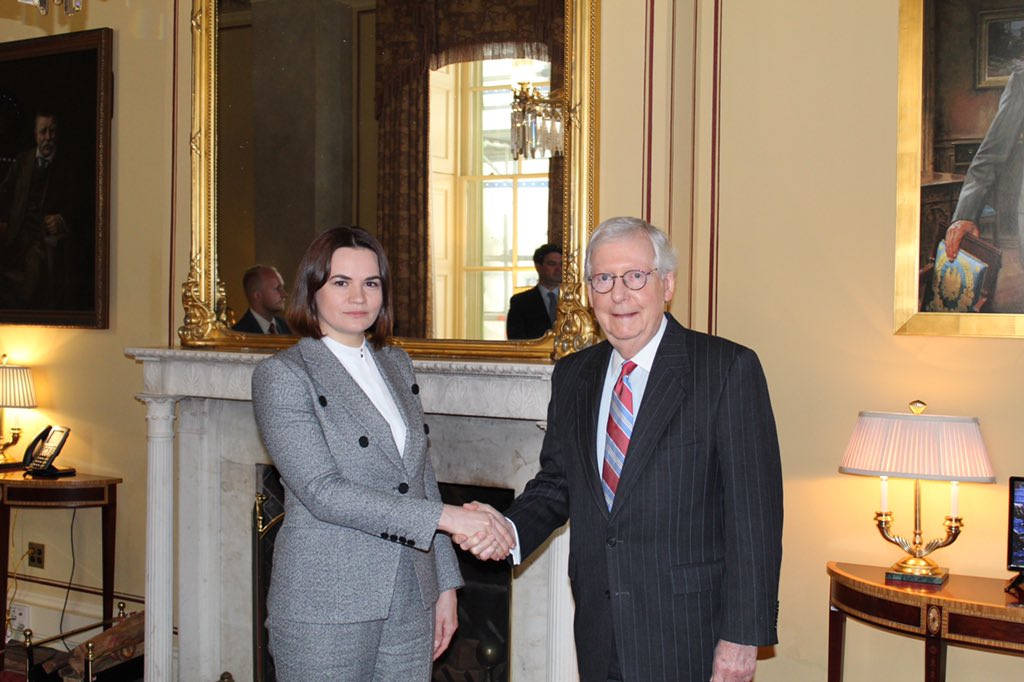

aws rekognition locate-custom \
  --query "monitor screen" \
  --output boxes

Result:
[1009,477,1024,572]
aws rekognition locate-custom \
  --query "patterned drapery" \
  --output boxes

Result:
[376,0,565,338]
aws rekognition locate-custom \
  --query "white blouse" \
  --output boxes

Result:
[322,337,408,457]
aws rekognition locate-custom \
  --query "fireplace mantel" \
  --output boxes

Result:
[126,347,576,681]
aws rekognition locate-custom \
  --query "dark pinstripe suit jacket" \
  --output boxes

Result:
[505,315,782,681]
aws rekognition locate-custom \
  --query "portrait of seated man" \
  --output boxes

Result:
[0,110,84,311]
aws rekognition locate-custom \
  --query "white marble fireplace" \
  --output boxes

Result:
[126,348,577,681]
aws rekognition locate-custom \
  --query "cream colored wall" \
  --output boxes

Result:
[0,2,173,630]
[602,0,1023,678]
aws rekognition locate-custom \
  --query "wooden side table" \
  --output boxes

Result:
[827,561,1024,682]
[0,472,123,626]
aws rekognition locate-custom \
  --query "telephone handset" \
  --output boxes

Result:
[22,426,76,478]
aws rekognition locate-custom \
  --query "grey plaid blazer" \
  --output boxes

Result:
[252,337,462,625]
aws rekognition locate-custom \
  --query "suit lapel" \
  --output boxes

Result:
[574,342,613,517]
[610,318,691,516]
[297,337,405,471]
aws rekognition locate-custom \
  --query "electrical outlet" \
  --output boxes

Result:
[8,602,28,635]
[27,542,44,569]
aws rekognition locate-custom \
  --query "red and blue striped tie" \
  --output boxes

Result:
[602,360,637,510]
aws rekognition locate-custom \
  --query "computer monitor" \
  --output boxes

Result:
[1008,477,1024,572]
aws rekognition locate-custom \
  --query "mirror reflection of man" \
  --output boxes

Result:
[232,265,292,334]
[0,111,77,309]
[506,243,562,340]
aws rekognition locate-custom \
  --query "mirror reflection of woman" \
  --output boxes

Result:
[251,226,514,679]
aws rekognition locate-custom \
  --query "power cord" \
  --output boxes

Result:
[58,508,77,651]
[5,509,30,641]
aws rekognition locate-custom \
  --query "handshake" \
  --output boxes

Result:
[439,502,517,561]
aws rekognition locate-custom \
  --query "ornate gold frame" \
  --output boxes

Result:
[895,0,1024,338]
[181,0,601,359]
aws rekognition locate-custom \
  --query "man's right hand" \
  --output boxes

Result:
[945,220,979,259]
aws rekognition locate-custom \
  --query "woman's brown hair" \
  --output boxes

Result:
[286,226,393,348]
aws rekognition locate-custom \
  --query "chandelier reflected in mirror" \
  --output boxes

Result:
[18,0,82,15]
[510,83,566,160]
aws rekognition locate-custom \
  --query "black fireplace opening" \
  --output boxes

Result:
[253,467,514,682]
[434,482,514,682]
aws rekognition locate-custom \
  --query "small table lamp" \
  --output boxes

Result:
[839,401,994,585]
[0,355,37,460]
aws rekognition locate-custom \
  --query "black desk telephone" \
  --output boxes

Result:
[21,426,75,478]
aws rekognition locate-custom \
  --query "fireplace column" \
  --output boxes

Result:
[137,394,179,682]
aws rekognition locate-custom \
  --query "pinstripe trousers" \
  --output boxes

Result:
[267,551,434,681]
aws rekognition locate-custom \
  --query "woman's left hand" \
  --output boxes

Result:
[433,589,458,660]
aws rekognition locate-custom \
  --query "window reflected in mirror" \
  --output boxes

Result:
[430,59,553,341]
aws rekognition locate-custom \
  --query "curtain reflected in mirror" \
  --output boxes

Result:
[215,0,564,342]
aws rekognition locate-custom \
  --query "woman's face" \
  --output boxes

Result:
[315,246,383,347]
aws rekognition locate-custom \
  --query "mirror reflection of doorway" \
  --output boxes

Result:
[429,59,552,341]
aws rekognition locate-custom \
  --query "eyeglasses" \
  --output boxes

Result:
[587,269,658,294]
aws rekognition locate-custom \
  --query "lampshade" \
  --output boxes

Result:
[0,363,37,409]
[839,411,994,482]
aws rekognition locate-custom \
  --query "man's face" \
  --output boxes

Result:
[588,233,674,359]
[536,251,562,289]
[256,269,287,315]
[34,116,57,159]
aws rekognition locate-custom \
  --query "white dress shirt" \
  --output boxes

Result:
[322,336,408,457]
[250,310,275,334]
[593,315,667,472]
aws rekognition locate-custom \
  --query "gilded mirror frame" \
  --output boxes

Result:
[181,0,601,359]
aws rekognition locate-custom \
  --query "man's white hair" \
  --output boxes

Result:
[584,216,678,279]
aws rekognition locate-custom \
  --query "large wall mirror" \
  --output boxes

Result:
[181,0,600,360]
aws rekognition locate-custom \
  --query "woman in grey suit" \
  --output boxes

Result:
[252,227,514,680]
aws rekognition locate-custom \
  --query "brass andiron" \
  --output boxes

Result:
[874,479,963,584]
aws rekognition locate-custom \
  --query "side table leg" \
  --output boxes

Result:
[924,637,946,682]
[828,604,846,682]
[101,483,116,627]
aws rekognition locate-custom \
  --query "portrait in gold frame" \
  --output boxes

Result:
[896,0,1024,337]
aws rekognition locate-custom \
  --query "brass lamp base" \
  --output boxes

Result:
[875,495,962,587]
[885,556,949,586]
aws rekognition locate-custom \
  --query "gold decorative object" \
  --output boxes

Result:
[18,0,82,15]
[254,492,283,537]
[0,355,37,460]
[839,402,994,585]
[181,0,601,360]
[511,84,568,159]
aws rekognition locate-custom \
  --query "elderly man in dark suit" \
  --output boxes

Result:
[462,217,783,682]
[232,264,292,334]
[506,243,562,339]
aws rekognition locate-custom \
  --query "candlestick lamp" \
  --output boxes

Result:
[839,401,994,585]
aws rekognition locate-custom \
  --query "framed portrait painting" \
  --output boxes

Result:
[897,0,1024,337]
[0,29,112,328]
